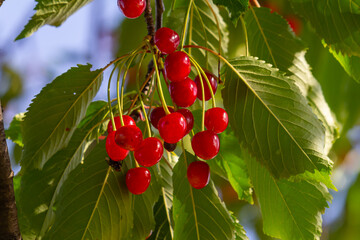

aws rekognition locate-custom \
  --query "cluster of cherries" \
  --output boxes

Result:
[109,0,229,194]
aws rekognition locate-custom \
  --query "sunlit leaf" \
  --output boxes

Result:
[21,64,103,170]
[212,0,249,26]
[172,151,247,239]
[5,113,25,147]
[246,154,331,240]
[16,0,93,40]
[222,56,333,186]
[244,7,339,154]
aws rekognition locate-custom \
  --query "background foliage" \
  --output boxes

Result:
[2,0,360,239]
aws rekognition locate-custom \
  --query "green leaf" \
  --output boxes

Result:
[222,56,333,186]
[16,0,93,40]
[212,0,249,26]
[166,0,228,72]
[329,48,360,83]
[148,196,172,240]
[244,7,339,153]
[17,102,109,239]
[173,151,246,239]
[246,154,331,240]
[5,113,25,147]
[43,141,133,240]
[288,0,360,57]
[210,130,253,203]
[21,64,103,170]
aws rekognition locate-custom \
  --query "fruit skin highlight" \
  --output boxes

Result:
[135,137,163,167]
[187,161,210,189]
[164,51,191,82]
[126,167,151,195]
[191,130,220,160]
[154,27,180,54]
[117,0,146,19]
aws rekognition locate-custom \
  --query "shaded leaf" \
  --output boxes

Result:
[222,57,333,186]
[5,113,25,147]
[288,0,360,57]
[43,142,133,240]
[329,48,360,83]
[16,0,93,40]
[21,64,103,170]
[173,151,245,239]
[244,7,338,153]
[246,154,331,240]
[18,102,109,239]
[212,0,249,26]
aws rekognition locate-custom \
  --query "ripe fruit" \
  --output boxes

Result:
[126,167,151,195]
[107,115,135,133]
[106,131,129,161]
[154,27,180,54]
[117,0,146,19]
[176,108,194,134]
[158,112,187,143]
[164,51,191,82]
[135,137,163,167]
[194,72,218,101]
[205,108,228,134]
[150,107,174,129]
[191,130,220,160]
[169,78,197,107]
[115,125,143,151]
[164,142,177,152]
[286,15,302,35]
[187,161,210,189]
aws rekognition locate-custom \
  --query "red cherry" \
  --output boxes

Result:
[115,125,143,151]
[169,78,197,107]
[154,27,180,54]
[158,112,187,143]
[187,161,210,189]
[134,137,163,167]
[205,108,228,134]
[126,167,151,195]
[176,109,194,134]
[164,51,191,82]
[107,115,135,133]
[117,0,146,19]
[150,107,174,129]
[191,130,220,160]
[105,131,129,161]
[194,72,218,101]
[286,15,302,35]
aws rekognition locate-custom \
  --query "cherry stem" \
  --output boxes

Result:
[164,152,174,170]
[191,60,206,131]
[188,55,216,108]
[180,0,193,49]
[252,0,261,8]
[151,52,170,115]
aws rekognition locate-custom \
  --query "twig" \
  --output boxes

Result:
[155,0,165,30]
[0,101,21,240]
[0,0,4,8]
[144,0,155,43]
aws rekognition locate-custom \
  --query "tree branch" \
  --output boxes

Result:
[155,0,165,30]
[0,101,21,240]
[0,0,5,8]
[144,0,155,43]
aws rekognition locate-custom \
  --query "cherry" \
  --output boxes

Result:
[164,142,177,152]
[107,115,135,133]
[115,125,143,151]
[105,131,129,161]
[205,108,229,134]
[135,137,163,167]
[176,108,194,134]
[194,72,218,101]
[169,78,197,107]
[158,112,187,143]
[164,51,191,82]
[154,27,180,54]
[187,161,210,189]
[150,107,174,129]
[191,130,220,160]
[117,0,146,19]
[126,167,151,195]
[286,15,302,35]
